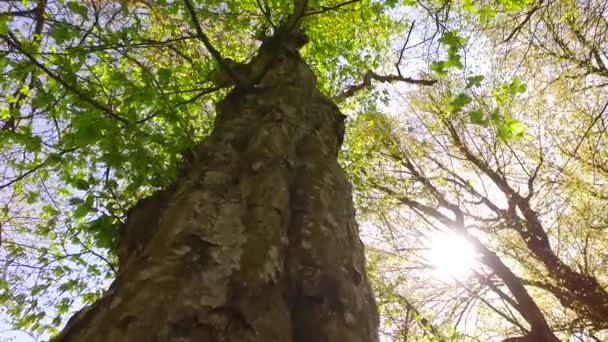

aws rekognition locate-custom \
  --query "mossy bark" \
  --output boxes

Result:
[53,39,378,342]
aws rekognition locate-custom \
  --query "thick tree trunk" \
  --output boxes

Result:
[52,38,378,342]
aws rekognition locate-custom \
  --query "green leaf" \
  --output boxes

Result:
[446,53,464,69]
[67,2,89,19]
[510,120,526,135]
[462,0,478,13]
[508,76,527,94]
[82,292,99,304]
[468,111,485,125]
[435,31,466,73]
[158,68,172,85]
[30,284,48,296]
[74,178,90,191]
[479,4,497,24]
[50,25,74,44]
[0,107,10,120]
[47,153,63,166]
[19,85,30,96]
[0,18,9,35]
[55,298,71,315]
[69,197,84,206]
[499,0,531,11]
[498,115,526,141]
[490,108,501,125]
[74,203,91,218]
[430,61,448,76]
[89,215,117,250]
[466,75,484,89]
[385,0,398,7]
[74,123,102,147]
[439,31,466,48]
[492,88,508,105]
[25,135,42,152]
[85,193,94,207]
[32,91,55,108]
[42,204,61,217]
[449,94,472,113]
[26,192,40,204]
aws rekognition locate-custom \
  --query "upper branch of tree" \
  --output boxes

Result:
[396,21,416,78]
[559,101,608,172]
[0,148,77,190]
[446,121,608,328]
[396,293,444,338]
[334,71,437,102]
[503,0,545,43]
[283,0,310,32]
[1,0,47,132]
[0,9,37,17]
[463,274,527,332]
[1,33,129,125]
[255,0,276,29]
[427,155,506,216]
[182,0,243,86]
[374,179,556,338]
[526,153,544,200]
[304,0,360,17]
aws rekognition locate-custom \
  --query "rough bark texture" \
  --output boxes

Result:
[52,37,378,342]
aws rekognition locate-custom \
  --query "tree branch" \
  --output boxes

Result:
[256,0,276,29]
[304,0,360,17]
[2,32,129,125]
[183,0,243,86]
[396,21,416,77]
[334,70,436,102]
[0,148,77,190]
[283,0,310,32]
[503,0,545,43]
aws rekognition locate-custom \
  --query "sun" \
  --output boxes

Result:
[424,232,479,280]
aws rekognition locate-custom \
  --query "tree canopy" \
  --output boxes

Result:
[1,0,607,340]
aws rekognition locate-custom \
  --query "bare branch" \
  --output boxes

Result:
[334,70,436,102]
[396,21,416,78]
[304,0,360,17]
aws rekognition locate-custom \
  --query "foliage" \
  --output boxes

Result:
[0,0,401,337]
[1,0,608,341]
[343,0,608,339]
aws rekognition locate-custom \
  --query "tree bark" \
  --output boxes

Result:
[52,37,378,342]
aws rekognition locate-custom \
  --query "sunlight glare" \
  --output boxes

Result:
[425,232,479,280]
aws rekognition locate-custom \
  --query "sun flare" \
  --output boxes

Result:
[425,232,479,280]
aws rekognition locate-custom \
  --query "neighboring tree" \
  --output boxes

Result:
[344,0,608,340]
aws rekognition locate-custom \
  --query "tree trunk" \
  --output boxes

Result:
[52,37,379,342]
